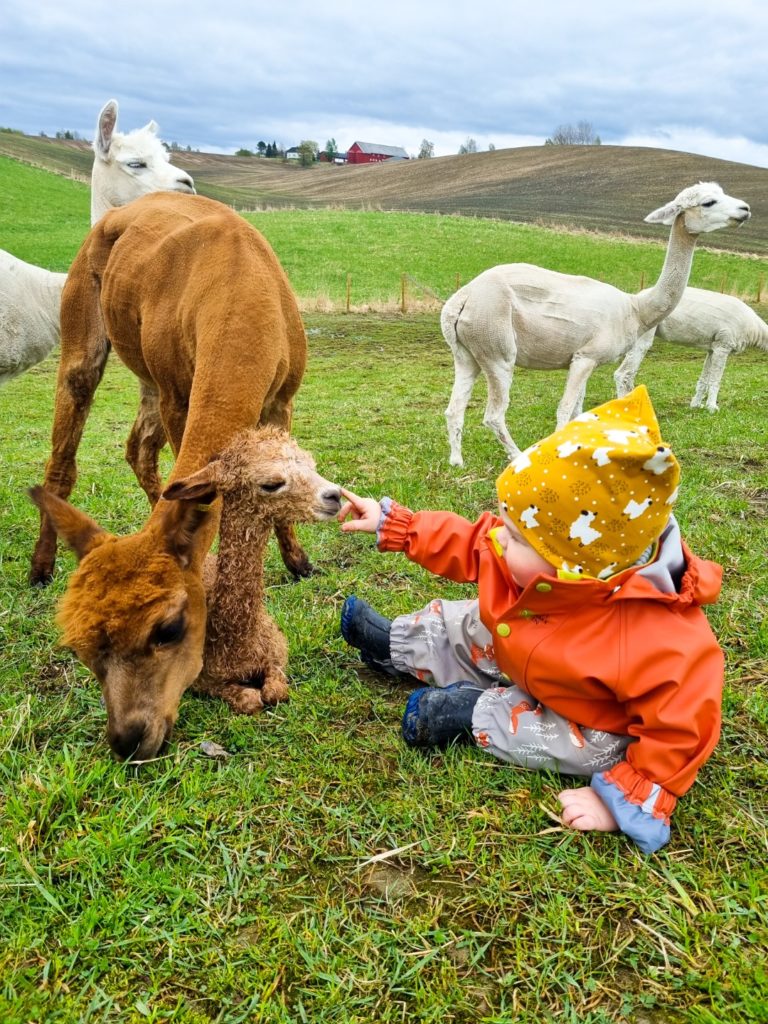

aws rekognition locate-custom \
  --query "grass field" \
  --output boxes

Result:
[0,153,767,1022]
[2,154,767,312]
[1,314,767,1023]
[2,129,768,255]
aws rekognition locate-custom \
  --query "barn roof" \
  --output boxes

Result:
[349,141,409,158]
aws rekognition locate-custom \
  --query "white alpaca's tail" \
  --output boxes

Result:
[440,290,467,354]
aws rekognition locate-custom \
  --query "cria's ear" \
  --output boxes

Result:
[162,460,221,504]
[644,200,681,226]
[96,100,118,160]
[28,487,110,562]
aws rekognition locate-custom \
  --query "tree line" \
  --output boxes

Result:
[235,119,602,164]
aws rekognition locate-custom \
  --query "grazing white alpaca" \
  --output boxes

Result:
[615,287,768,412]
[442,182,751,465]
[0,252,67,385]
[0,100,194,385]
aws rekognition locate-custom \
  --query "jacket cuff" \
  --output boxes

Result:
[377,498,414,552]
[592,762,676,855]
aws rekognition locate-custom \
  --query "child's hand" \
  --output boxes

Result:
[338,489,381,533]
[558,787,618,833]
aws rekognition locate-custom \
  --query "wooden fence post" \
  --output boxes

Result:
[455,272,460,291]
[346,273,351,313]
[401,273,407,313]
[757,275,764,303]
[639,271,645,291]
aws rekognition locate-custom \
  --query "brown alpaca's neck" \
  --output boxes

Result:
[205,495,269,653]
[636,216,698,332]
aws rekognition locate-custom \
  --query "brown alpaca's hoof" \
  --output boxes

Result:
[288,555,314,579]
[29,567,54,588]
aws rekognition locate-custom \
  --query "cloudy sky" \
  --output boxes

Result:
[2,0,768,167]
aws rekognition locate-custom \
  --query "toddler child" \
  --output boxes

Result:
[338,386,724,854]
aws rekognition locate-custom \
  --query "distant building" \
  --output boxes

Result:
[346,142,409,164]
[285,146,301,160]
[318,151,347,164]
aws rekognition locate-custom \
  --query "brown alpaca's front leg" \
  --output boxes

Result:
[274,521,313,578]
[30,325,110,586]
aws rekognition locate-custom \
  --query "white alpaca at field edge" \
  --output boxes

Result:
[441,182,751,466]
[0,100,195,385]
[614,286,768,412]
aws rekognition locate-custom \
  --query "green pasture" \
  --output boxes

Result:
[1,154,766,308]
[1,154,767,1022]
[2,317,767,1023]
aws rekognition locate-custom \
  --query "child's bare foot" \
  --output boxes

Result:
[558,787,618,832]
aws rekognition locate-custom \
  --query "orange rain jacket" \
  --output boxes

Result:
[378,501,725,853]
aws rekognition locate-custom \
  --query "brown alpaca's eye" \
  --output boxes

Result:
[149,615,187,648]
[260,480,286,493]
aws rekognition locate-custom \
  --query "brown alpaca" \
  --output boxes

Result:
[29,192,312,761]
[163,425,342,714]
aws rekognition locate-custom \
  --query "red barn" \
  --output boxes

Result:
[346,141,409,164]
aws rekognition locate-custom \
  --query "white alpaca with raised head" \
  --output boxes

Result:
[0,100,195,385]
[442,182,751,465]
[90,98,195,224]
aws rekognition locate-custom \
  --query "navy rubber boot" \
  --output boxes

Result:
[340,595,405,677]
[401,682,483,749]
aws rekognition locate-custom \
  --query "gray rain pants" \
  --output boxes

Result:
[390,597,631,775]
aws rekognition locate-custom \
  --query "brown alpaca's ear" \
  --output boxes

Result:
[28,486,110,562]
[156,495,216,570]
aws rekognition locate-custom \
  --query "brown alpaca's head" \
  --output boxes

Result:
[162,426,343,526]
[28,486,213,761]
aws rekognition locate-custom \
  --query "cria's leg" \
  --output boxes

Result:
[260,669,290,705]
[201,682,265,715]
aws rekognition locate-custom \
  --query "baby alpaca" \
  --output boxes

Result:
[163,426,342,713]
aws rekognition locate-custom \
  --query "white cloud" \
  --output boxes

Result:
[0,0,766,165]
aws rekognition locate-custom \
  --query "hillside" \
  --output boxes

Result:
[2,129,768,253]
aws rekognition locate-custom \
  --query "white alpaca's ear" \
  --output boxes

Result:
[145,120,159,135]
[95,99,118,160]
[644,200,681,226]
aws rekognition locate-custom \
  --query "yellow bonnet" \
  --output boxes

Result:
[495,386,680,579]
